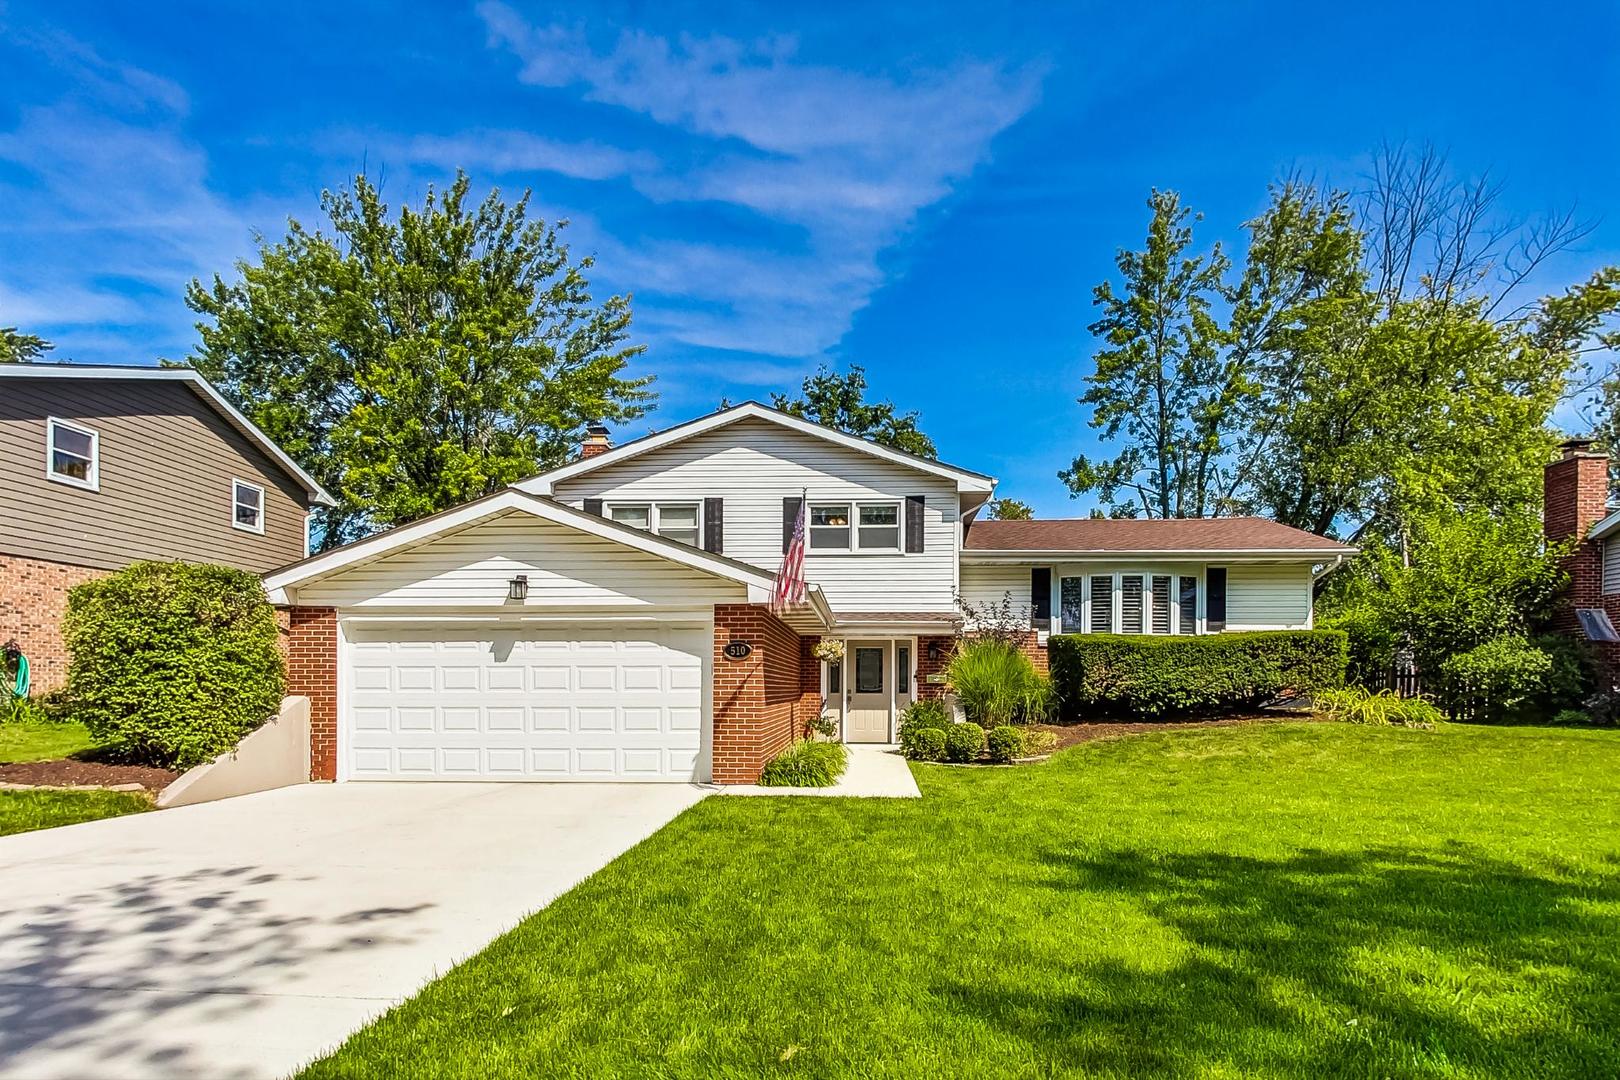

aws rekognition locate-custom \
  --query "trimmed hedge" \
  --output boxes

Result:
[1049,630,1347,720]
[64,561,285,769]
[944,722,985,763]
[759,740,848,786]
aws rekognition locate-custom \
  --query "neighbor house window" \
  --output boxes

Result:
[608,503,701,546]
[232,479,265,533]
[46,418,99,490]
[808,501,903,552]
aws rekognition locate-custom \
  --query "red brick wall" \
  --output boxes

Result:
[915,635,954,700]
[284,606,338,780]
[711,604,811,783]
[0,555,109,694]
[1545,447,1610,633]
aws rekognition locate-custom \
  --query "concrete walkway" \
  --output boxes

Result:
[0,782,709,1080]
[721,744,921,797]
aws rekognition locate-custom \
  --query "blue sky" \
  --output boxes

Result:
[2,1,1618,515]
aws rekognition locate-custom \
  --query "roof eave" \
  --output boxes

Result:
[961,547,1359,561]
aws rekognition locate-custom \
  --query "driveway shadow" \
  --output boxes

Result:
[0,863,433,1078]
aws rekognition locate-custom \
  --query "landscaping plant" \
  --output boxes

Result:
[900,727,946,763]
[1312,686,1443,729]
[1436,635,1552,722]
[899,698,950,732]
[759,740,848,787]
[944,722,985,763]
[64,561,285,769]
[1049,630,1346,720]
[986,725,1024,763]
[945,639,1052,727]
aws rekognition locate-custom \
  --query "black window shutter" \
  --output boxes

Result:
[703,498,724,554]
[583,498,603,517]
[905,495,926,553]
[783,496,803,553]
[1031,568,1052,624]
[1206,567,1227,632]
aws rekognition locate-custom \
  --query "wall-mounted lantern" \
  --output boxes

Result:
[927,640,941,663]
[507,574,529,601]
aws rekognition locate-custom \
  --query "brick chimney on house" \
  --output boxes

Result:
[1544,438,1612,636]
[580,424,612,459]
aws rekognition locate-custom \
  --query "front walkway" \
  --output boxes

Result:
[0,782,709,1080]
[720,744,921,797]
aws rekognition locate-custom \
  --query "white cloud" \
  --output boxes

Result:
[476,3,1042,358]
[396,130,658,183]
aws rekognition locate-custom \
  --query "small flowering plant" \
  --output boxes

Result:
[811,639,846,664]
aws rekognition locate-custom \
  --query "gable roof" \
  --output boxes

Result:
[517,400,996,496]
[963,516,1356,557]
[261,487,834,627]
[0,363,334,506]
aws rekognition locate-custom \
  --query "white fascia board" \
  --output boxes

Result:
[1589,506,1620,541]
[1,364,335,506]
[519,401,996,496]
[263,489,833,621]
[961,547,1359,563]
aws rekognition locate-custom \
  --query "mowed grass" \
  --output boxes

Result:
[0,720,100,763]
[303,723,1620,1079]
[0,789,151,837]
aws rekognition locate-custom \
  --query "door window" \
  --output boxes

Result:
[897,645,911,695]
[855,647,884,693]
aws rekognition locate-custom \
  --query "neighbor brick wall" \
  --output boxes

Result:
[1544,445,1610,635]
[0,555,109,694]
[283,606,338,780]
[711,605,810,783]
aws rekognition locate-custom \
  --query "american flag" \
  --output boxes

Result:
[773,495,808,611]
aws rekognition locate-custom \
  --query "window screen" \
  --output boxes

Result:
[1120,576,1145,634]
[1178,576,1198,634]
[1089,575,1113,633]
[1151,576,1172,634]
[1060,577,1085,633]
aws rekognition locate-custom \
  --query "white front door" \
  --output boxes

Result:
[846,639,891,743]
[343,622,709,781]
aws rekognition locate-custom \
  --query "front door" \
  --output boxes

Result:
[846,640,891,743]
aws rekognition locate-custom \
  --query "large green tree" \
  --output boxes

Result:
[0,326,52,363]
[770,364,937,459]
[183,173,652,550]
[1065,148,1620,540]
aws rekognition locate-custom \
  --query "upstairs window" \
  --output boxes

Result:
[809,504,851,549]
[608,503,701,546]
[808,501,902,552]
[46,418,99,490]
[232,479,265,533]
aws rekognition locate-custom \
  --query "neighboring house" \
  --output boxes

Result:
[265,401,1353,785]
[1543,437,1620,661]
[0,364,335,692]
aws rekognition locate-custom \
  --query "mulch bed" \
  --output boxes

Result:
[1030,711,1317,752]
[0,758,179,794]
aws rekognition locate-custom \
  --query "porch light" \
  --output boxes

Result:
[927,640,941,662]
[507,574,529,601]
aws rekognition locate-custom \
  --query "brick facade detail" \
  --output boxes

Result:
[284,606,338,780]
[0,555,110,694]
[711,604,818,783]
[912,630,1047,704]
[1543,442,1620,674]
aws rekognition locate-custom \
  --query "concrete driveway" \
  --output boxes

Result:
[0,782,709,1080]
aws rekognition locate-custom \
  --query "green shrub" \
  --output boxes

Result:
[1313,686,1443,728]
[1021,729,1058,756]
[946,640,1052,726]
[900,726,947,762]
[1524,634,1596,719]
[1582,691,1620,727]
[1048,631,1347,720]
[986,725,1023,763]
[1436,635,1552,722]
[1553,708,1591,726]
[899,697,950,733]
[1319,611,1397,690]
[64,561,285,769]
[2,696,57,725]
[759,740,848,786]
[944,722,985,763]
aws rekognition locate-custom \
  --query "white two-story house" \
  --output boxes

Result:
[265,402,1353,784]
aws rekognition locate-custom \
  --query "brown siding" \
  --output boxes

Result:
[0,378,313,572]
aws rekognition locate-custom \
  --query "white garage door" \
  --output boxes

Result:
[343,622,709,782]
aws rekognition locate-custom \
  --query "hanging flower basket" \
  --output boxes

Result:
[812,639,846,664]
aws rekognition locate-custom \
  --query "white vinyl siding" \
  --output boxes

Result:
[1605,538,1620,594]
[1225,563,1313,629]
[957,563,1031,621]
[549,418,957,612]
[295,510,749,610]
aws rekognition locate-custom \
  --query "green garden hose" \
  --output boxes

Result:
[5,647,27,700]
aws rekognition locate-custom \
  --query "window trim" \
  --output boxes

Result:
[45,417,100,491]
[605,501,703,547]
[231,478,267,535]
[806,499,904,554]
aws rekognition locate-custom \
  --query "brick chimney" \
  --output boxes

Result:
[1544,438,1611,633]
[580,424,611,459]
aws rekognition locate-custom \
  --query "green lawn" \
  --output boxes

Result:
[0,788,151,837]
[304,723,1620,1079]
[0,720,100,763]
